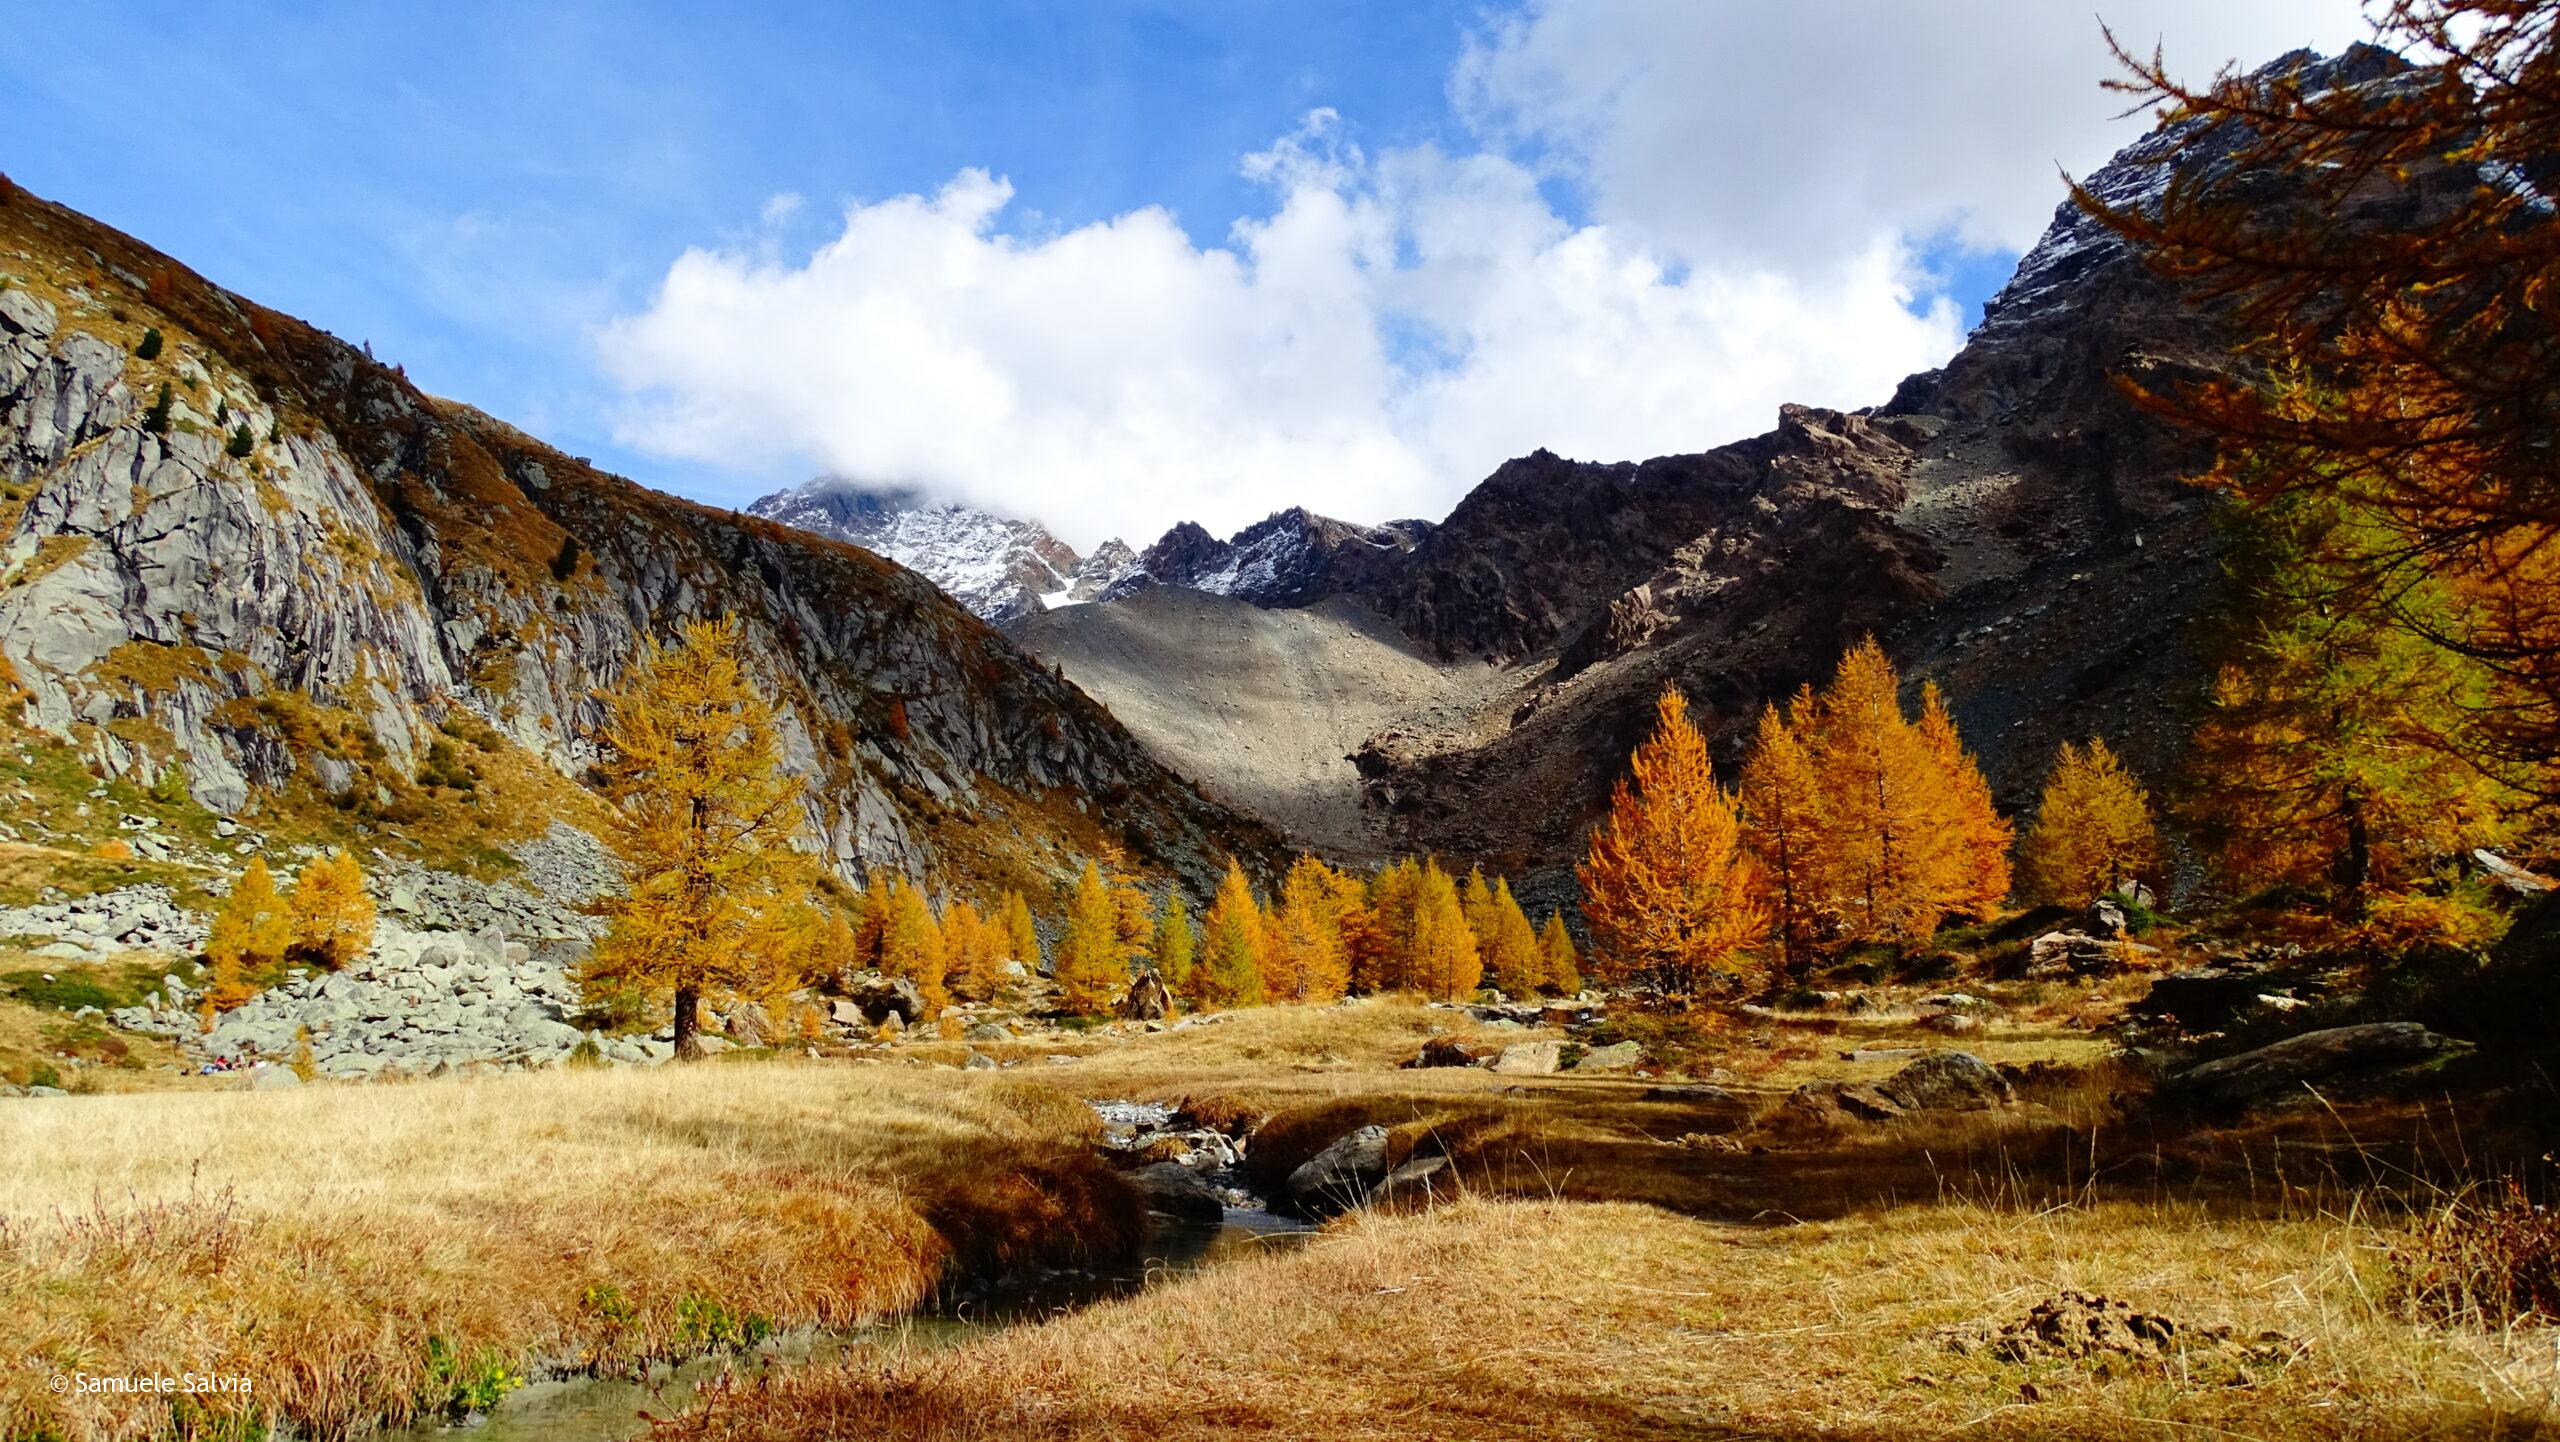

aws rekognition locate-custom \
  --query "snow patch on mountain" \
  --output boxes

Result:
[748,478,1108,623]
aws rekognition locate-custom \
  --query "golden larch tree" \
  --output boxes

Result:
[2021,739,2160,906]
[1269,854,1352,1004]
[581,617,822,1059]
[1406,860,1483,1001]
[1579,686,1769,997]
[1189,859,1269,1012]
[1538,912,1581,996]
[1055,860,1133,1016]
[1738,697,1826,976]
[1000,890,1042,973]
[286,849,375,969]
[945,898,1009,1003]
[879,879,949,1016]
[1916,682,2014,920]
[1151,891,1196,999]
[1479,878,1543,998]
[1353,858,1421,994]
[205,856,291,1014]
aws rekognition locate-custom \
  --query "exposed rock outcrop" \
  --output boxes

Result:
[0,184,1279,898]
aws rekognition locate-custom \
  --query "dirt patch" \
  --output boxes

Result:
[1943,1291,2304,1371]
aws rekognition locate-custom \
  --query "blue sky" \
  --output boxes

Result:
[4,1,2365,544]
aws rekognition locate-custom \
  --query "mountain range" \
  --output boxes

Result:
[0,46,2398,902]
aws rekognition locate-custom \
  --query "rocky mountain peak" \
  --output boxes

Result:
[1101,507,1430,608]
[745,477,1089,623]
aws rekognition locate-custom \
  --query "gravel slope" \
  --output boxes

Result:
[1010,589,1513,860]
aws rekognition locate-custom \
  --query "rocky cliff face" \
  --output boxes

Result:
[0,180,1278,897]
[744,478,1088,623]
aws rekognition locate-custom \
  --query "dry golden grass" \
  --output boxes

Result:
[0,1062,1142,1442]
[667,1194,2554,1441]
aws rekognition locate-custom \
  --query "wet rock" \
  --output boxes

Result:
[1283,1125,1392,1217]
[1125,1161,1225,1222]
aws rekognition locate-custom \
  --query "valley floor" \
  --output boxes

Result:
[7,995,2553,1442]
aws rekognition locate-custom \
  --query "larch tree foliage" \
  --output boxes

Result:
[1151,891,1196,998]
[1354,858,1422,994]
[1406,860,1484,1001]
[2082,4,2560,806]
[1055,860,1133,1016]
[1269,854,1353,1004]
[286,849,375,969]
[945,898,1008,1003]
[1805,641,1967,944]
[1190,859,1269,1012]
[1479,877,1544,998]
[2188,488,2517,907]
[583,617,821,1060]
[1580,686,1769,998]
[205,856,291,1015]
[1738,697,1827,977]
[2022,739,2161,906]
[1001,890,1043,973]
[1538,912,1582,996]
[1918,683,2015,918]
[879,878,949,1016]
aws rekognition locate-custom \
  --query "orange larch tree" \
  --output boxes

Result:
[1578,685,1770,998]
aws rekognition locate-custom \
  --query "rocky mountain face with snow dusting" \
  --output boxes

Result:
[0,178,1279,898]
[1013,47,2405,882]
[745,478,1101,623]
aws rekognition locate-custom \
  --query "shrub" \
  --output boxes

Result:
[550,533,581,581]
[134,326,163,360]
[149,762,190,806]
[141,380,173,434]
[26,1061,62,1090]
[225,422,254,458]
[421,1336,524,1417]
[2391,1180,2560,1326]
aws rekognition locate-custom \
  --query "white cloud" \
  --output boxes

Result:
[1453,0,2374,274]
[600,1,2372,549]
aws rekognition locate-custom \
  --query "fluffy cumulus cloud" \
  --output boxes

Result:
[1455,0,2372,274]
[601,1,2371,549]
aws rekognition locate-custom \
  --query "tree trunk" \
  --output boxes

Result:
[673,986,704,1061]
[2332,795,2371,917]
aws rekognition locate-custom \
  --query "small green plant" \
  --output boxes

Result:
[580,1282,637,1328]
[565,1035,606,1069]
[266,420,282,444]
[674,1294,772,1353]
[226,422,254,459]
[550,534,581,582]
[134,326,162,360]
[214,398,229,424]
[149,762,190,806]
[421,1336,525,1416]
[142,381,173,434]
[26,1061,62,1090]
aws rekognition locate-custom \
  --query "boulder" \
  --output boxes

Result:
[1367,1154,1454,1209]
[1125,1161,1225,1222]
[244,1065,301,1091]
[1572,1040,1644,1072]
[2088,898,2130,939]
[1119,972,1172,1021]
[828,998,867,1028]
[1283,1125,1392,1216]
[853,976,927,1025]
[963,1051,999,1071]
[2135,965,2282,1034]
[1775,1080,1906,1130]
[1877,1051,2013,1112]
[1405,1036,1486,1069]
[1489,1040,1564,1075]
[1918,1011,1983,1036]
[965,1021,1012,1042]
[2028,930,2156,977]
[2166,1023,2472,1109]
